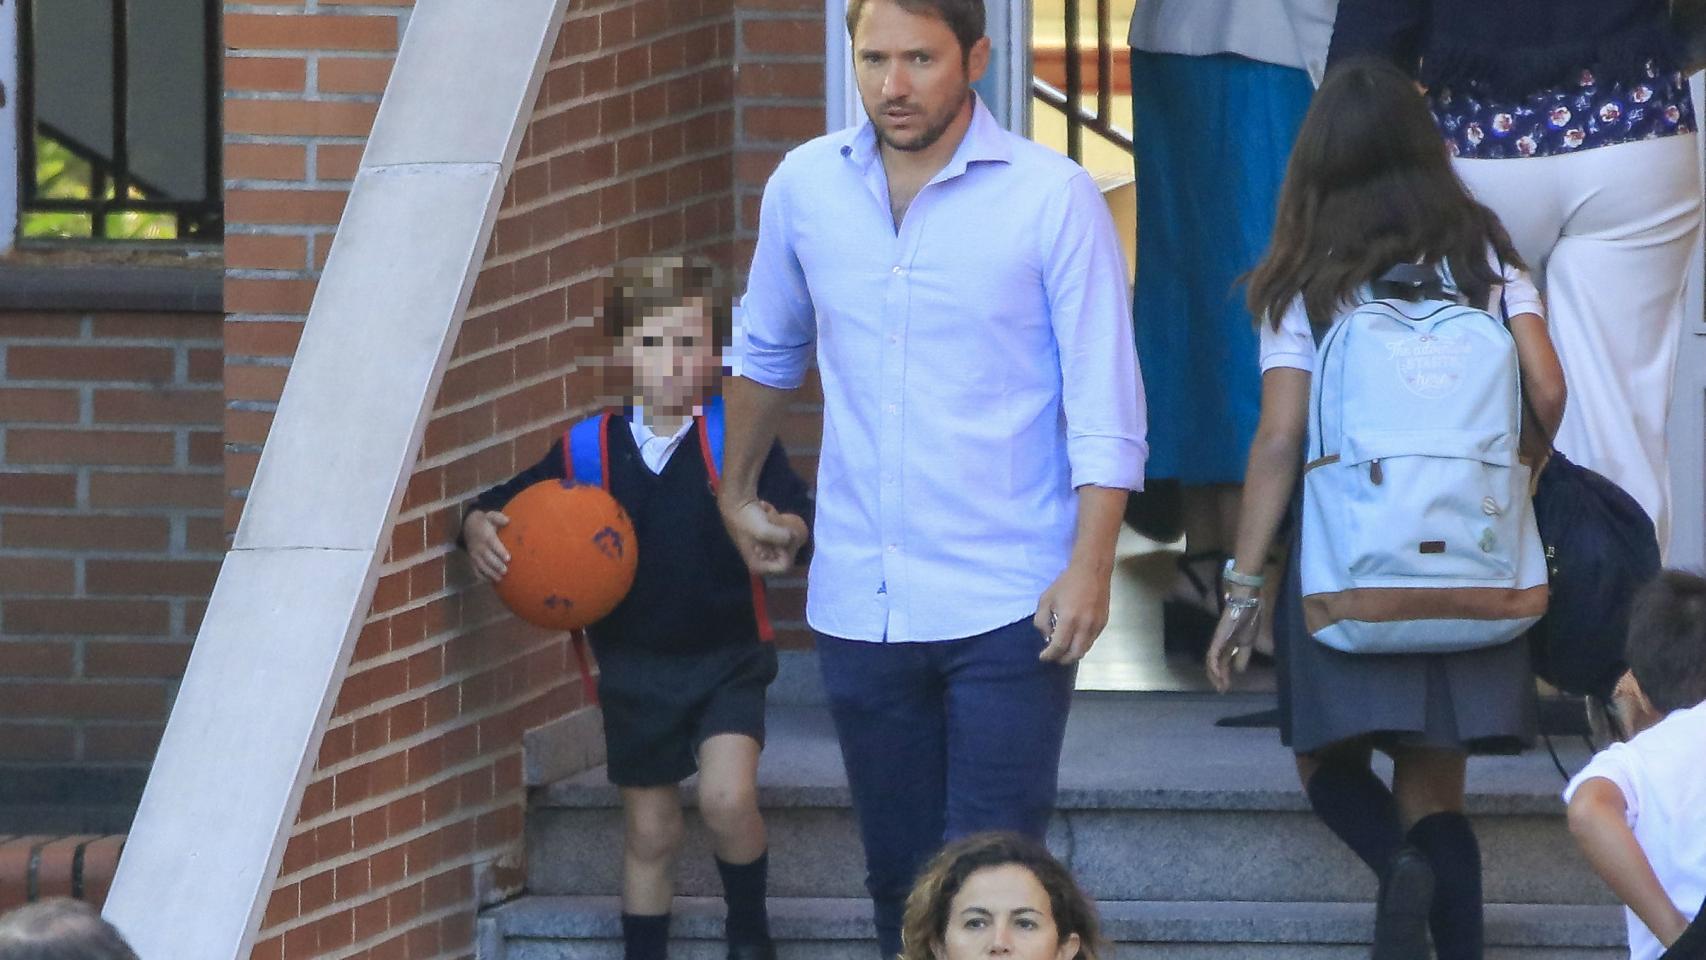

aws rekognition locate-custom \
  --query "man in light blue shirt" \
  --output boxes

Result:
[717,1,1147,952]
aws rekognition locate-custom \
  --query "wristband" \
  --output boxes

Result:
[1222,557,1266,590]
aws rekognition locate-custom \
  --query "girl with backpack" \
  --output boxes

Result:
[1205,58,1568,960]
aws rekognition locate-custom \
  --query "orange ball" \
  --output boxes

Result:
[493,481,638,630]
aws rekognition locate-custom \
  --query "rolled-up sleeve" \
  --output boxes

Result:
[1042,171,1148,492]
[737,164,816,390]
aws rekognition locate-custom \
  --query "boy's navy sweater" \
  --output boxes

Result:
[469,415,811,656]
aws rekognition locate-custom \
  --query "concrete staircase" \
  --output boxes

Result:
[482,692,1626,959]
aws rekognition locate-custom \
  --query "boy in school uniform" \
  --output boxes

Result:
[461,256,811,960]
[1566,570,1706,960]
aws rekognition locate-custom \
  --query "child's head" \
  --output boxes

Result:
[604,255,730,413]
[1625,570,1706,714]
[1246,57,1522,329]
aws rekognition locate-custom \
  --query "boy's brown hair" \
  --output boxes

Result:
[603,255,732,348]
[1626,570,1706,714]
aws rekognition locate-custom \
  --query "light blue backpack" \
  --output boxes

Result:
[1299,270,1549,655]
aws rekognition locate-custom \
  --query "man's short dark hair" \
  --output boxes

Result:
[845,0,986,59]
[1626,570,1706,714]
[0,899,140,960]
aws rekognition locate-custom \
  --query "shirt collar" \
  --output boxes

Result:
[839,92,1012,180]
[629,405,696,445]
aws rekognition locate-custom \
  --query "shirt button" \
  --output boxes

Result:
[887,544,898,553]
[892,266,904,275]
[888,334,899,344]
[886,403,898,414]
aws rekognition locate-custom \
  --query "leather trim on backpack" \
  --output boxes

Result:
[1305,454,1340,473]
[1304,584,1550,633]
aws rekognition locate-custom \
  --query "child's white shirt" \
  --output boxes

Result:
[1257,256,1545,374]
[1563,702,1706,960]
[628,407,695,475]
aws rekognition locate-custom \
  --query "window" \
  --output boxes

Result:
[17,0,220,242]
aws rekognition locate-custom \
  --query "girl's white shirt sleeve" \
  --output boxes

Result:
[1256,252,1545,377]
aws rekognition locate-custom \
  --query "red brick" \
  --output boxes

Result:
[5,599,171,636]
[224,13,399,52]
[86,559,221,596]
[82,724,165,762]
[225,321,305,359]
[317,145,367,182]
[741,17,821,56]
[0,387,80,423]
[0,683,168,721]
[0,513,170,551]
[319,57,395,94]
[226,143,309,182]
[0,724,74,761]
[735,60,824,98]
[0,643,74,677]
[5,429,176,467]
[744,103,822,142]
[0,557,75,593]
[224,100,380,138]
[0,472,77,507]
[83,641,194,678]
[225,278,319,315]
[189,430,223,467]
[227,234,309,271]
[226,189,350,228]
[91,388,222,425]
[0,313,85,339]
[88,471,224,509]
[224,363,289,403]
[88,313,219,340]
[6,345,174,382]
[188,348,223,384]
[225,56,308,92]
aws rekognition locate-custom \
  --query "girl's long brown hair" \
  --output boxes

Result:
[899,832,1102,960]
[1246,57,1524,330]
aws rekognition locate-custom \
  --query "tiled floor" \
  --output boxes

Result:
[1076,525,1278,694]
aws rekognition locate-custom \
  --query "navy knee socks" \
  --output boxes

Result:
[622,913,671,960]
[716,851,773,947]
[1407,811,1484,960]
[1305,760,1405,877]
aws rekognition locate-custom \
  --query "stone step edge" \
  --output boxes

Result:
[533,782,1571,817]
[487,896,1626,949]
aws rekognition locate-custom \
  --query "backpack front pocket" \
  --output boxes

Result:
[1337,430,1521,583]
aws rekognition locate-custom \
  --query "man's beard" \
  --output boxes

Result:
[872,87,970,153]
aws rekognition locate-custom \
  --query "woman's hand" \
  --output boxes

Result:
[1205,588,1261,693]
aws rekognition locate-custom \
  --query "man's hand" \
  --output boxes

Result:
[463,510,511,582]
[721,497,801,575]
[1033,558,1112,664]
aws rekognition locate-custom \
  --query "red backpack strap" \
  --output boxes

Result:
[696,406,775,644]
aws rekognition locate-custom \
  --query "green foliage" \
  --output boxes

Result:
[25,132,179,241]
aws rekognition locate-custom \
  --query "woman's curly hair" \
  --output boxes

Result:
[898,832,1103,960]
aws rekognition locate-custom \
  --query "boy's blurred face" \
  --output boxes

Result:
[617,297,720,414]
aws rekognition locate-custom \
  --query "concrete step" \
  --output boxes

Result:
[527,695,1614,907]
[482,895,1628,960]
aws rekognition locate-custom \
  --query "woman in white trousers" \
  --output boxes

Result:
[1331,0,1704,551]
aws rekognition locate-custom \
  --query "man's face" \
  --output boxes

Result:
[616,298,720,412]
[852,1,990,154]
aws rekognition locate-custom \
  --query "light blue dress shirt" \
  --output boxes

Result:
[739,97,1148,643]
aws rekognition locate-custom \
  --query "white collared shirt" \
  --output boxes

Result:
[628,407,695,475]
[739,97,1147,643]
[1564,703,1706,960]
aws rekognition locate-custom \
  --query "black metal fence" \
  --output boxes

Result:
[1032,0,1133,161]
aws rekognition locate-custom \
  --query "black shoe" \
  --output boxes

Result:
[728,941,777,960]
[1371,846,1434,960]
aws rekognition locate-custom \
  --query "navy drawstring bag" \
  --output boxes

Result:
[1526,449,1661,701]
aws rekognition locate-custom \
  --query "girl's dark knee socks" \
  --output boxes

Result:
[1407,811,1484,960]
[716,850,773,946]
[622,913,671,960]
[1305,760,1405,877]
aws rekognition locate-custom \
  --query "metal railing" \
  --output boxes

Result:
[1032,0,1133,161]
[17,0,222,241]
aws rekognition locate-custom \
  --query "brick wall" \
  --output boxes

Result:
[229,1,753,956]
[0,308,225,829]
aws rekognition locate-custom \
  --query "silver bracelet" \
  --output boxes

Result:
[1224,595,1262,615]
[1222,557,1266,590]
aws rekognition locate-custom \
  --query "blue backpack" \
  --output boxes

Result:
[561,396,774,643]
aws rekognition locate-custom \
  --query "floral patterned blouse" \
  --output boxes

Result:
[1432,61,1696,159]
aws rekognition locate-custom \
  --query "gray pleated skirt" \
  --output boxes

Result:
[1275,526,1539,757]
